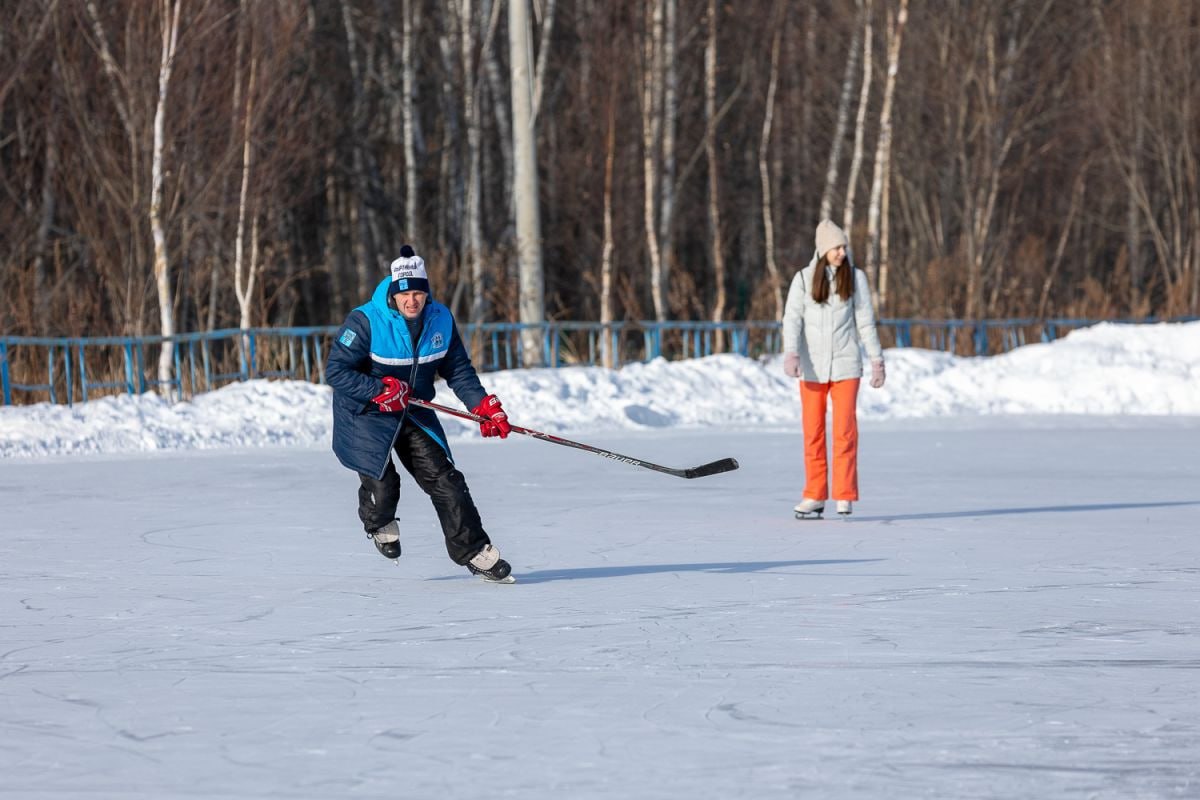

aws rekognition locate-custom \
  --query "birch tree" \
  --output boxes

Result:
[233,11,260,335]
[657,0,678,318]
[866,0,907,312]
[600,71,617,369]
[530,0,558,124]
[149,0,182,398]
[401,0,420,243]
[705,0,727,347]
[843,0,873,241]
[458,0,485,323]
[82,0,144,333]
[759,3,784,320]
[339,0,379,298]
[481,0,513,246]
[509,0,544,364]
[640,0,666,321]
[820,0,864,222]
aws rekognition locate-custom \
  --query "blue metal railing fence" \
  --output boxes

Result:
[1,317,1193,406]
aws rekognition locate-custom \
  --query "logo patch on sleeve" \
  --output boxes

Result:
[338,329,357,347]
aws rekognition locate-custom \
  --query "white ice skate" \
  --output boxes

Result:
[836,500,853,517]
[793,498,826,520]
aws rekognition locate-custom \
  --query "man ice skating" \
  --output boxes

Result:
[325,245,515,582]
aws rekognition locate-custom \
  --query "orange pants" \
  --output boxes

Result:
[799,379,860,501]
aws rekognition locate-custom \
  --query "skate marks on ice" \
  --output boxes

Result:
[4,425,1200,799]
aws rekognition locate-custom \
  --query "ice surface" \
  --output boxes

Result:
[2,321,1199,798]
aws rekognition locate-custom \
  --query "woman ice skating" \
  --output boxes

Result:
[780,220,886,519]
[325,245,516,582]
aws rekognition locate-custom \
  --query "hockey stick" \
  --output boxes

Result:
[408,397,739,480]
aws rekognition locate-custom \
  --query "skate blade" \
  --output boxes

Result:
[794,512,824,520]
[477,574,517,584]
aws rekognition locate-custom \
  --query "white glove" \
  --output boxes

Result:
[783,353,801,378]
[869,359,886,389]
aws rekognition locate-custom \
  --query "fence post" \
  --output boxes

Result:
[136,342,147,394]
[123,341,135,396]
[314,335,327,384]
[247,332,257,379]
[187,340,198,398]
[974,323,989,356]
[238,334,248,381]
[172,338,183,398]
[63,343,73,406]
[0,341,10,406]
[47,346,57,404]
[78,343,89,403]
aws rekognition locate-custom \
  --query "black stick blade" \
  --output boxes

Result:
[683,457,740,479]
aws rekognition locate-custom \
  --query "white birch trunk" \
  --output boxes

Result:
[843,0,873,240]
[530,0,557,124]
[83,2,137,155]
[339,0,373,297]
[867,0,907,311]
[83,0,143,334]
[643,0,665,321]
[481,0,513,246]
[458,0,485,323]
[234,47,259,335]
[705,0,727,348]
[760,16,784,320]
[601,81,617,369]
[150,0,181,399]
[800,4,815,220]
[509,0,544,365]
[209,4,249,332]
[657,0,677,317]
[401,0,419,242]
[820,0,864,221]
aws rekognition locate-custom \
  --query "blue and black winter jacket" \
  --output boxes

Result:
[326,279,488,479]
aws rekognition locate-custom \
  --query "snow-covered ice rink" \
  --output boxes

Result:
[3,321,1200,798]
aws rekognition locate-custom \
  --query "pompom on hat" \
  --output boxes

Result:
[388,245,430,296]
[814,220,849,259]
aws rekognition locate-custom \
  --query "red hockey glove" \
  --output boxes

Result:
[471,394,511,439]
[371,377,410,413]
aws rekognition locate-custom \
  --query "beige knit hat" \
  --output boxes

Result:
[814,220,849,258]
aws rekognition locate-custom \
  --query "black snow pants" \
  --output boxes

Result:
[357,422,491,565]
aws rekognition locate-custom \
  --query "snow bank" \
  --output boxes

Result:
[3,321,1198,458]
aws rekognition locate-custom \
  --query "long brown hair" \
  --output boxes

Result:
[811,254,854,304]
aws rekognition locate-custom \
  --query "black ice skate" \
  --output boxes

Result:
[466,544,515,583]
[369,521,401,560]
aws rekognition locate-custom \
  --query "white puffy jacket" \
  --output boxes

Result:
[781,259,883,382]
